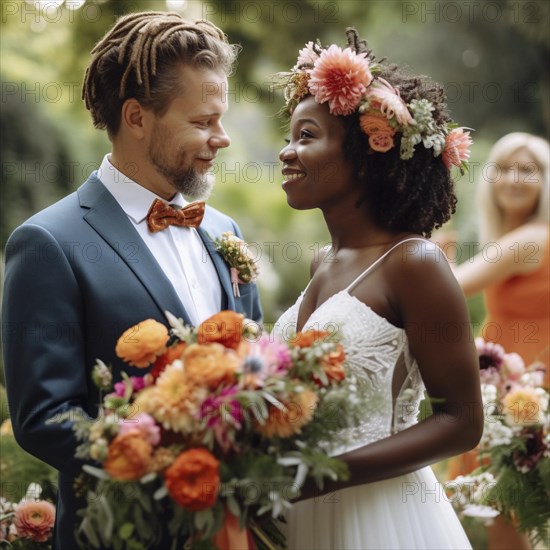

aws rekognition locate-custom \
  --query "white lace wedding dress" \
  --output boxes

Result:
[273,239,472,549]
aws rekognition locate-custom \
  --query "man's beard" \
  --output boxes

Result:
[149,130,214,200]
[154,160,214,200]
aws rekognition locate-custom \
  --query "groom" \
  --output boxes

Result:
[1,12,261,549]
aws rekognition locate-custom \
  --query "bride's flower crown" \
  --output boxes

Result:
[276,36,472,173]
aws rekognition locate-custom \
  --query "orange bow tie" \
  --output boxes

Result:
[146,199,205,233]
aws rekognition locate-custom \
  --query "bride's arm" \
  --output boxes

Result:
[300,243,484,499]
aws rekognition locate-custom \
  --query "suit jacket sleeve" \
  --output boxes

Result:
[2,223,92,477]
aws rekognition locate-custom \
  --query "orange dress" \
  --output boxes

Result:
[447,237,549,549]
[482,237,550,384]
[448,235,550,478]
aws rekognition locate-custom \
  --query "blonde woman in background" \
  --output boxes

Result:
[455,132,549,380]
[446,132,549,550]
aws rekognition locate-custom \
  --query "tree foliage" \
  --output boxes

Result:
[1,0,548,321]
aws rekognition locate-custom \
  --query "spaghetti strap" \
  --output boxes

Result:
[345,237,430,293]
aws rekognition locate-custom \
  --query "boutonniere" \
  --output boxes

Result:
[211,231,259,297]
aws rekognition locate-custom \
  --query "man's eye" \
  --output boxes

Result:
[300,130,313,139]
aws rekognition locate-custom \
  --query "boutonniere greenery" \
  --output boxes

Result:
[211,231,259,297]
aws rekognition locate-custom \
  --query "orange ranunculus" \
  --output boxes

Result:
[151,341,187,380]
[359,112,395,136]
[317,343,346,384]
[115,319,169,368]
[13,500,55,542]
[164,448,220,511]
[183,343,240,389]
[291,330,331,348]
[104,429,152,480]
[197,311,244,350]
[256,389,318,438]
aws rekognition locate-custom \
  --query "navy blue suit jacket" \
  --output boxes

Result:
[1,173,262,548]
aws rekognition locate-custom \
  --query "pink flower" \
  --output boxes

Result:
[307,45,373,115]
[13,500,55,542]
[113,376,146,397]
[442,128,472,170]
[119,412,161,446]
[475,337,505,386]
[365,79,414,125]
[199,387,243,452]
[240,336,293,388]
[501,353,526,381]
[294,41,320,69]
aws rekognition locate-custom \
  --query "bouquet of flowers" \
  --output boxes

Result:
[449,338,550,545]
[69,311,360,549]
[0,484,55,549]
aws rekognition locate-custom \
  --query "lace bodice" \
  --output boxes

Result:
[273,239,428,455]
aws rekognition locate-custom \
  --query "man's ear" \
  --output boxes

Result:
[120,98,152,139]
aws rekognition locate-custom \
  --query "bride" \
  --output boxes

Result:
[273,29,483,549]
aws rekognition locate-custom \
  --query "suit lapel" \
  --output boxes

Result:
[77,175,192,324]
[197,223,235,311]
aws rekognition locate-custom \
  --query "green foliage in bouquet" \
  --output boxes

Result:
[74,473,168,550]
[484,438,550,547]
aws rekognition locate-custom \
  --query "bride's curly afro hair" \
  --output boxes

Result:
[342,29,457,237]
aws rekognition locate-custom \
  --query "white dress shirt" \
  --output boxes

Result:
[97,154,222,325]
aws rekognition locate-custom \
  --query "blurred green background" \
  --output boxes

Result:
[1,0,548,324]
[0,2,548,545]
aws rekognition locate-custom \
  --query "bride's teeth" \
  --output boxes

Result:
[285,173,305,181]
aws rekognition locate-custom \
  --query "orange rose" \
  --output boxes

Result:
[151,341,187,380]
[115,319,169,368]
[197,311,244,350]
[359,112,395,136]
[257,389,318,438]
[317,343,346,385]
[183,343,240,389]
[368,132,395,153]
[13,500,55,542]
[291,330,331,348]
[104,429,152,480]
[164,448,220,511]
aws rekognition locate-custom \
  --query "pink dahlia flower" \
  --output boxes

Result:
[442,128,472,170]
[307,45,373,115]
[294,41,320,69]
[14,500,55,542]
